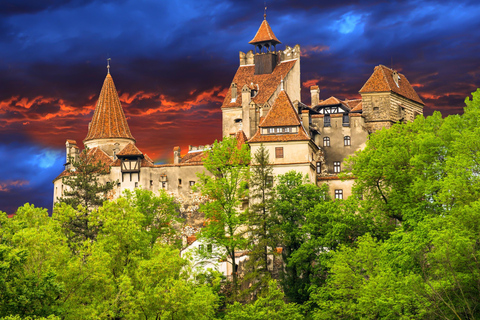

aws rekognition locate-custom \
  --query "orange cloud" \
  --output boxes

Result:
[301,45,329,58]
[0,180,29,192]
[303,78,324,88]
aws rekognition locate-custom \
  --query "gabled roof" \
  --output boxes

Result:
[317,96,344,106]
[359,65,424,105]
[222,60,297,109]
[259,90,301,127]
[117,143,143,157]
[84,73,136,142]
[346,99,363,112]
[179,151,206,164]
[249,18,281,45]
[248,91,310,143]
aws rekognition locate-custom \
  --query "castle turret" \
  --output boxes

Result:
[249,13,282,75]
[83,61,135,156]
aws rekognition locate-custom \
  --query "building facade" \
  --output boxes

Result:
[54,14,424,215]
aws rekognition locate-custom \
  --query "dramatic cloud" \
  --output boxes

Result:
[1,0,479,213]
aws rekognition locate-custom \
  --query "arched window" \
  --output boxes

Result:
[323,137,330,147]
[344,136,351,146]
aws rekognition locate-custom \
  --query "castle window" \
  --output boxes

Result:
[275,147,284,159]
[344,136,351,146]
[199,244,204,252]
[234,118,242,123]
[117,182,121,188]
[324,114,331,127]
[162,182,167,189]
[342,114,350,127]
[316,162,322,174]
[334,161,341,173]
[335,189,343,200]
[150,180,153,187]
[135,182,138,188]
[207,244,213,253]
[178,179,182,186]
[189,181,195,187]
[323,137,330,147]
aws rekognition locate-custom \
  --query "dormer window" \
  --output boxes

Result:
[392,71,400,88]
[267,127,292,134]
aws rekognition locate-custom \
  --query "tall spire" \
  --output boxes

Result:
[84,69,135,143]
[249,14,281,46]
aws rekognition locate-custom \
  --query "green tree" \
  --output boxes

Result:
[225,280,303,320]
[272,171,328,303]
[57,148,116,244]
[196,136,251,295]
[58,148,115,210]
[242,144,276,297]
[0,205,69,319]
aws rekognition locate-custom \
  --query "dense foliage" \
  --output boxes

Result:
[2,89,480,319]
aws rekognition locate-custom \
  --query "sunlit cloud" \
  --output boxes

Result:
[0,180,29,192]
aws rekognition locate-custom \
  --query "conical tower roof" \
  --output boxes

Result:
[249,18,281,45]
[84,73,135,142]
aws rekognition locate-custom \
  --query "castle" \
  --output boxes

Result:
[53,14,424,207]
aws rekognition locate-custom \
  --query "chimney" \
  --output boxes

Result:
[173,146,181,164]
[302,110,310,136]
[230,83,237,102]
[310,86,320,106]
[239,51,246,66]
[242,84,252,138]
[65,140,77,164]
[246,50,254,65]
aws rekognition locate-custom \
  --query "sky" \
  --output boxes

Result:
[1,0,479,213]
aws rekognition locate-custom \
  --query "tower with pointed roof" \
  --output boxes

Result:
[83,67,136,157]
[222,13,301,140]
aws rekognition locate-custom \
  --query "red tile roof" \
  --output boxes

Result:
[236,130,248,149]
[345,99,363,111]
[249,18,281,45]
[249,91,310,143]
[259,90,301,127]
[84,73,136,142]
[117,143,143,156]
[222,60,297,109]
[359,65,424,105]
[180,151,207,164]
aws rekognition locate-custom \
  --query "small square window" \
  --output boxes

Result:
[344,136,351,146]
[275,147,284,158]
[189,181,195,186]
[335,189,343,200]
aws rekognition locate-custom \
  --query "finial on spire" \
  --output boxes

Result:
[281,76,284,91]
[264,2,267,19]
[107,58,111,74]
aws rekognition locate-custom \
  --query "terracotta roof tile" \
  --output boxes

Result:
[317,96,342,106]
[117,143,143,156]
[84,73,136,142]
[66,139,77,145]
[259,90,301,127]
[359,65,424,105]
[346,99,363,111]
[249,19,281,45]
[235,130,248,149]
[222,60,297,109]
[180,151,206,164]
[249,91,310,143]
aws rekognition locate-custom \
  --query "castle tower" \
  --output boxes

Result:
[84,63,135,156]
[221,13,301,140]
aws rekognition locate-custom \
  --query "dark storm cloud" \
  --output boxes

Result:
[1,0,480,212]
